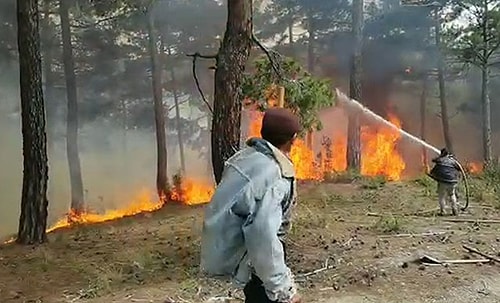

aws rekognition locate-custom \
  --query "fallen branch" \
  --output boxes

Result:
[378,231,448,238]
[441,259,491,264]
[421,260,491,266]
[299,266,336,278]
[206,297,241,302]
[463,245,500,264]
[419,254,490,265]
[186,52,217,114]
[366,212,413,218]
[414,207,441,215]
[343,237,354,247]
[297,258,336,278]
[177,296,193,303]
[442,218,500,224]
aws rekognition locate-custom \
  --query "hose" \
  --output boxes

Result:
[427,156,470,212]
[454,159,470,211]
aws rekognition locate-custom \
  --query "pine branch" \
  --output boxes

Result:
[186,52,217,114]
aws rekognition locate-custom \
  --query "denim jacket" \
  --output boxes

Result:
[200,138,297,302]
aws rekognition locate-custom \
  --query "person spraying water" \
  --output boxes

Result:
[335,89,470,213]
[428,148,470,215]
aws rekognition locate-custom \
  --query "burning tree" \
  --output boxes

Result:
[145,2,169,201]
[59,0,85,213]
[347,0,364,171]
[16,0,50,244]
[242,56,407,181]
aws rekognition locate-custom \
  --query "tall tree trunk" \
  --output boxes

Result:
[16,0,49,244]
[347,0,363,171]
[434,10,453,153]
[287,4,294,55]
[167,48,186,174]
[481,0,493,166]
[481,0,492,165]
[59,0,84,213]
[420,74,428,170]
[212,0,252,184]
[481,65,491,165]
[147,11,168,200]
[306,9,314,73]
[206,96,214,179]
[42,0,56,155]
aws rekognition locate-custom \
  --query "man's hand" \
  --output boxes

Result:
[289,293,302,303]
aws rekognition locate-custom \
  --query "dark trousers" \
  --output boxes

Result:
[243,241,287,303]
[244,274,277,303]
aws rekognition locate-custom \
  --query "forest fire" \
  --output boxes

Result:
[246,109,406,181]
[466,162,483,174]
[46,178,213,233]
[169,178,215,205]
[1,178,214,243]
[360,113,406,180]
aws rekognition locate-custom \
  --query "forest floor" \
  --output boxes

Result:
[1,175,500,303]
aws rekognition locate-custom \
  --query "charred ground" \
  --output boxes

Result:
[1,175,499,303]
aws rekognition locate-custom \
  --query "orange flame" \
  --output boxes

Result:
[47,178,213,233]
[360,113,406,181]
[3,103,407,243]
[2,178,214,243]
[246,110,406,181]
[466,162,483,174]
[169,178,215,205]
[47,189,161,232]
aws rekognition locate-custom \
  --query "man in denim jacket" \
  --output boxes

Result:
[200,108,301,303]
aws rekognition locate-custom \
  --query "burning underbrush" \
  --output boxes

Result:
[46,176,214,233]
[43,105,407,237]
[38,106,406,237]
[10,102,485,241]
[246,107,406,181]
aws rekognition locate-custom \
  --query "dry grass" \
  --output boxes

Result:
[0,178,499,302]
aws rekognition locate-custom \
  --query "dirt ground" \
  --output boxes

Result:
[1,175,499,303]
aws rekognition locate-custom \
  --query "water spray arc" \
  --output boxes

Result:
[335,89,441,155]
[334,89,470,211]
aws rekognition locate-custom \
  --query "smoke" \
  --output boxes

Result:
[313,84,489,178]
[0,74,211,239]
[0,71,22,238]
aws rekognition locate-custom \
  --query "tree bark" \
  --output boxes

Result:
[287,3,294,55]
[59,0,85,213]
[434,10,453,153]
[211,0,252,184]
[42,0,56,155]
[307,9,314,73]
[147,11,169,200]
[16,0,50,244]
[167,48,186,174]
[481,0,492,165]
[481,65,491,165]
[420,74,428,170]
[347,0,363,171]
